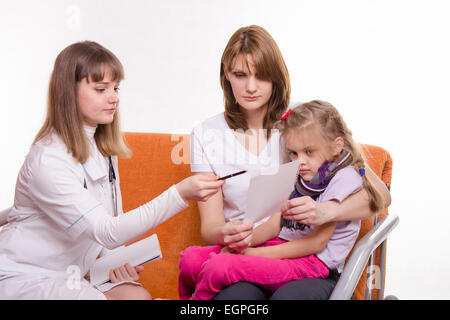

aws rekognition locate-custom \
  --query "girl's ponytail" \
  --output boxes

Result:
[348,143,384,213]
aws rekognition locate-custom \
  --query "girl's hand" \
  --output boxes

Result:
[281,196,330,227]
[109,263,144,283]
[176,175,225,202]
[220,220,254,252]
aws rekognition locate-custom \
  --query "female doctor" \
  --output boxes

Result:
[0,41,224,300]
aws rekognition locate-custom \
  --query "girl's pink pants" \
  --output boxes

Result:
[178,237,329,300]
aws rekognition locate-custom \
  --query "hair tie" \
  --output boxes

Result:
[359,168,365,176]
[281,109,292,120]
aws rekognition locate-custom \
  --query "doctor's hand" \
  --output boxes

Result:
[176,174,225,202]
[281,196,329,227]
[219,220,254,252]
[109,263,144,283]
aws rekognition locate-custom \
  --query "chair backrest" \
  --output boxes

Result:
[350,144,393,299]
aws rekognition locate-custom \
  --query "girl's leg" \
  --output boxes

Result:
[178,245,222,299]
[193,252,329,300]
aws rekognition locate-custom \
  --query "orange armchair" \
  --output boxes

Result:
[118,132,396,300]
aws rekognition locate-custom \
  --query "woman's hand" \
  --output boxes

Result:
[219,220,254,252]
[176,174,225,202]
[281,196,334,227]
[109,263,144,283]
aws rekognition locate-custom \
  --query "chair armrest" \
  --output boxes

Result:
[329,213,399,300]
[0,207,12,227]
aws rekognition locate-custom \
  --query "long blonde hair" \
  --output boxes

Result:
[33,41,131,163]
[220,25,290,136]
[276,100,384,213]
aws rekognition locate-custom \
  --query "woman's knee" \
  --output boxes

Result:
[213,282,268,300]
[104,284,152,300]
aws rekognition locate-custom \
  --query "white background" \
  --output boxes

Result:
[1,0,449,299]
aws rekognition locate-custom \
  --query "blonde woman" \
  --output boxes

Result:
[186,25,391,300]
[0,41,223,300]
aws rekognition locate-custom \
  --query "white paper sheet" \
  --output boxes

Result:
[90,234,162,286]
[244,159,300,223]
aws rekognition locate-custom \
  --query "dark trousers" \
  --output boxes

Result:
[213,272,339,300]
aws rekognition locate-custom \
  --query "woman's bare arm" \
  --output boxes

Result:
[195,172,253,247]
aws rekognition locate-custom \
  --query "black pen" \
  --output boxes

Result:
[218,170,247,180]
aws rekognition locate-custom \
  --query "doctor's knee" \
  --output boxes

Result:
[104,284,152,300]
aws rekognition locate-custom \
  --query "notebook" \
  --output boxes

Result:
[90,234,162,286]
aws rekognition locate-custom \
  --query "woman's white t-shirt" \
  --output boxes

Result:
[190,112,286,226]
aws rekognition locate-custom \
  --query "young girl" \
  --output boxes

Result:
[189,25,390,299]
[179,100,384,300]
[0,41,223,300]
